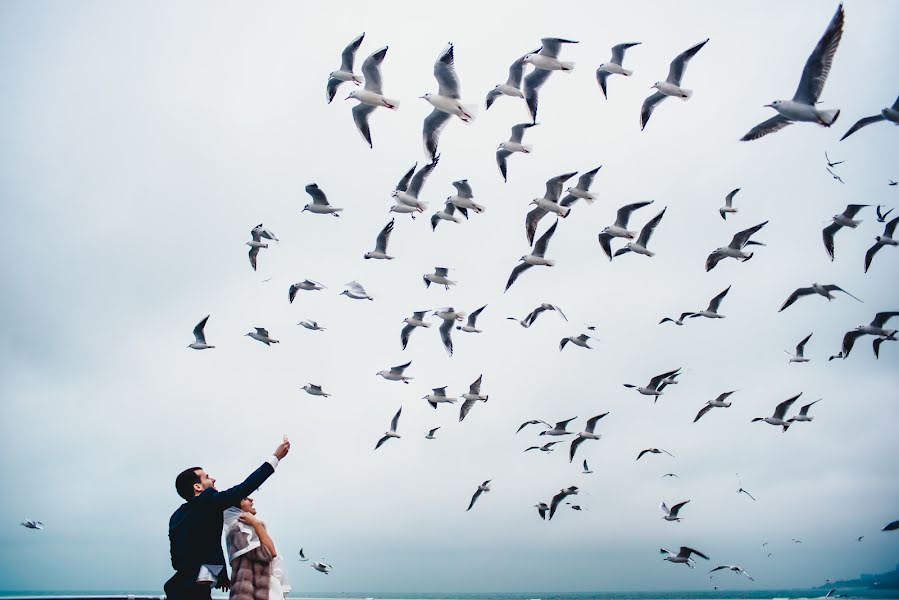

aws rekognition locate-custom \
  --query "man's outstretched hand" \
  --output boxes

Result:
[274,436,291,460]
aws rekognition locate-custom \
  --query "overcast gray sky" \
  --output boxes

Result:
[1,0,898,594]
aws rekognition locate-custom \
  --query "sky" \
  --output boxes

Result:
[1,0,898,594]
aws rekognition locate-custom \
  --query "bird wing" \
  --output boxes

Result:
[466,487,482,510]
[841,329,865,357]
[439,318,454,356]
[773,393,801,419]
[485,88,502,110]
[731,220,768,249]
[538,37,577,58]
[611,42,640,64]
[468,375,483,395]
[376,219,394,252]
[305,184,330,206]
[584,412,608,433]
[434,44,460,98]
[435,267,449,277]
[496,148,513,182]
[596,70,610,99]
[510,122,537,144]
[725,188,740,207]
[391,361,412,374]
[799,399,821,416]
[796,332,813,354]
[374,435,391,450]
[823,284,861,302]
[452,179,472,198]
[704,249,726,272]
[840,115,886,140]
[740,115,793,141]
[555,417,577,430]
[864,241,884,273]
[526,206,549,246]
[792,4,844,105]
[842,204,870,219]
[523,68,552,122]
[649,368,680,389]
[669,500,690,516]
[545,171,578,203]
[505,262,533,292]
[707,285,731,312]
[822,222,841,261]
[640,91,667,130]
[394,163,417,193]
[193,316,209,344]
[872,311,899,328]
[666,38,709,85]
[577,166,601,191]
[548,489,568,520]
[423,110,452,161]
[615,200,653,228]
[636,208,666,247]
[339,33,365,72]
[636,449,650,461]
[467,304,487,326]
[360,46,387,94]
[694,404,714,423]
[532,219,558,257]
[779,287,815,312]
[884,215,899,238]
[400,324,415,350]
[351,104,377,148]
[326,77,343,103]
[459,399,476,422]
[389,406,402,432]
[597,233,614,261]
[408,156,440,198]
[681,546,709,560]
[569,436,586,462]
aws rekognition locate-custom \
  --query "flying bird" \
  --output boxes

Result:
[840,311,899,358]
[709,565,755,581]
[779,283,861,312]
[689,285,731,320]
[624,368,682,399]
[660,312,696,326]
[569,412,609,462]
[752,393,801,431]
[430,201,468,231]
[457,305,487,333]
[310,561,332,574]
[289,279,326,302]
[613,207,667,258]
[539,417,577,437]
[693,391,737,423]
[341,281,373,300]
[597,43,640,99]
[19,520,43,530]
[549,486,579,520]
[719,188,741,220]
[785,333,813,363]
[882,520,899,531]
[297,548,308,562]
[422,44,475,161]
[787,398,821,424]
[516,419,551,434]
[534,502,549,520]
[422,387,458,410]
[376,361,413,384]
[637,448,674,461]
[188,315,214,350]
[392,157,439,214]
[347,47,398,148]
[824,151,844,167]
[661,473,679,479]
[425,427,441,440]
[496,123,538,182]
[505,220,559,292]
[737,474,757,501]
[641,38,709,130]
[864,215,899,272]
[364,219,395,260]
[301,384,330,397]
[582,460,593,474]
[705,221,768,271]
[876,205,894,223]
[298,320,325,331]
[447,179,486,214]
[660,500,690,522]
[525,441,562,453]
[561,166,603,208]
[525,171,578,244]
[246,233,268,271]
[485,52,530,110]
[823,204,868,260]
[303,183,343,216]
[424,267,456,290]
[522,38,578,122]
[560,332,594,351]
[598,200,654,260]
[466,480,491,511]
[660,546,709,568]
[326,33,364,103]
[245,327,278,346]
[374,407,402,450]
[459,375,488,422]
[826,166,845,184]
[741,4,843,140]
[507,303,567,328]
[840,96,899,140]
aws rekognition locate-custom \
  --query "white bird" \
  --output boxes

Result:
[752,393,801,431]
[841,96,899,140]
[787,398,821,424]
[840,312,899,358]
[549,486,579,520]
[864,215,899,272]
[534,502,549,520]
[425,427,440,440]
[374,406,402,450]
[433,307,466,322]
[246,232,268,272]
[560,332,593,351]
[614,207,667,258]
[876,205,895,223]
[624,368,682,398]
[516,419,551,434]
[326,33,364,103]
[569,413,608,462]
[597,200,654,260]
[377,361,413,384]
[20,520,44,530]
[301,384,330,397]
[526,172,578,244]
[457,305,487,333]
[341,281,373,301]
[506,220,558,292]
[310,561,332,574]
[422,44,476,161]
[447,179,485,214]
[459,375,488,422]
[705,221,768,271]
[660,500,690,522]
[467,480,491,511]
[779,283,861,312]
[245,327,279,345]
[561,166,602,208]
[525,441,562,453]
[485,52,531,110]
[424,267,456,290]
[597,43,640,99]
[431,201,467,231]
[347,47,399,148]
[582,459,593,474]
[393,157,439,214]
[437,311,457,357]
[709,565,755,581]
[637,448,675,461]
[188,315,214,350]
[539,417,577,437]
[423,387,458,409]
[785,332,813,363]
[401,311,431,350]
[364,219,395,260]
[507,303,567,328]
[660,546,710,568]
[496,123,538,182]
[689,285,731,319]
[641,38,709,130]
[302,183,343,216]
[826,166,845,184]
[719,188,740,220]
[289,279,326,303]
[693,391,738,423]
[823,204,869,261]
[825,151,845,168]
[522,38,578,122]
[298,320,326,331]
[741,5,843,141]
[659,312,696,326]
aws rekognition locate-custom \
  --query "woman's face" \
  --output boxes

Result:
[239,497,257,515]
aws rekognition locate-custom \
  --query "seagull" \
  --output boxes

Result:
[709,565,755,581]
[792,538,803,544]
[522,38,579,122]
[250,223,279,243]
[377,361,413,384]
[560,332,593,351]
[516,420,551,434]
[660,546,709,568]
[245,327,279,345]
[741,4,843,141]
[539,417,577,437]
[374,407,402,450]
[326,33,364,103]
[310,561,332,574]
[364,219,395,259]
[19,520,43,530]
[347,47,399,148]
[779,283,862,311]
[423,387,457,409]
[422,44,475,161]
[823,204,869,260]
[598,200,654,260]
[637,448,674,461]
[401,311,431,350]
[496,122,537,182]
[297,548,308,562]
[641,39,709,130]
[301,384,330,397]
[298,320,326,331]
[505,220,559,292]
[788,398,821,424]
[341,281,373,301]
[825,151,844,167]
[424,267,456,290]
[534,502,549,520]
[569,412,608,462]
[507,303,567,328]
[705,221,768,271]
[840,311,899,357]
[840,96,899,140]
[693,391,738,423]
[752,393,801,431]
[246,232,268,272]
[433,307,466,323]
[597,43,640,99]
[561,166,603,208]
[437,311,457,356]
[302,183,343,216]
[864,215,899,272]
[736,474,757,501]
[876,205,894,223]
[689,285,731,319]
[188,315,214,350]
[660,500,690,522]
[566,503,584,512]
[882,520,899,531]
[582,460,593,474]
[661,473,680,479]
[466,480,491,511]
[289,280,326,303]
[459,375,488,422]
[549,486,579,520]
[425,427,441,440]
[393,157,439,214]
[457,305,487,333]
[447,179,485,214]
[826,166,845,184]
[526,172,577,244]
[660,312,696,326]
[485,52,530,110]
[857,536,865,542]
[431,201,467,231]
[614,207,667,258]
[719,188,741,220]
[525,441,562,453]
[624,368,682,398]
[785,332,814,363]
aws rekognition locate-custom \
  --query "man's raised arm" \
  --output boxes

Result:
[210,438,291,510]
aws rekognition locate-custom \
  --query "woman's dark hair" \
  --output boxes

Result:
[175,467,202,500]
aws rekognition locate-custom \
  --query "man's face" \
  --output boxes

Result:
[193,469,216,495]
[239,497,257,515]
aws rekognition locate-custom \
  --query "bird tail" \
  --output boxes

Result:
[462,104,478,122]
[417,200,429,211]
[545,259,556,267]
[621,67,633,76]
[473,202,486,213]
[679,88,693,100]
[385,98,400,110]
[560,61,575,72]
[819,108,839,126]
[560,206,572,218]
[521,144,533,153]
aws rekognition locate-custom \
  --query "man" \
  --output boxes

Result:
[164,437,290,599]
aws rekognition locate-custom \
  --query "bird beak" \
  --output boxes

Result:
[418,95,427,100]
[763,103,774,108]
[344,95,353,101]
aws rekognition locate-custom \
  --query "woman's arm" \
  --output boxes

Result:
[240,513,277,557]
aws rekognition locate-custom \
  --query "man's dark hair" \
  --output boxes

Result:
[175,467,202,500]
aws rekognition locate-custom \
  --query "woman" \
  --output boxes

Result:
[224,497,290,600]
